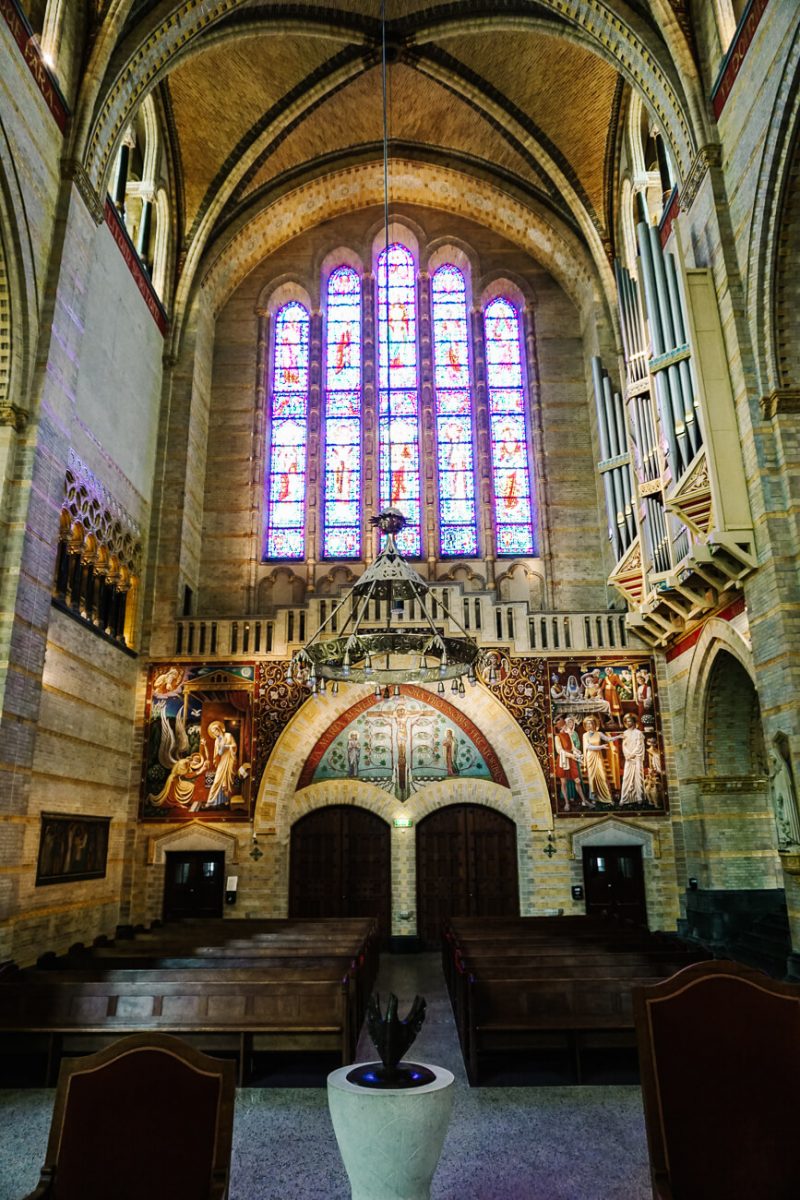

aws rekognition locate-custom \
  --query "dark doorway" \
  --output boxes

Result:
[582,845,647,924]
[289,806,391,940]
[163,850,225,920]
[416,804,519,947]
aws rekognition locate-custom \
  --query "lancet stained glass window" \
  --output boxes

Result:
[265,300,310,559]
[323,267,362,558]
[377,243,422,557]
[431,264,478,557]
[484,297,536,556]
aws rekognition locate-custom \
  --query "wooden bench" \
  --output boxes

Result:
[0,968,355,1086]
[464,973,660,1084]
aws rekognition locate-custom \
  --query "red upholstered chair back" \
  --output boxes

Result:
[633,961,800,1200]
[41,1034,235,1200]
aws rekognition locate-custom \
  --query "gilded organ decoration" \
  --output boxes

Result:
[548,658,667,817]
[141,665,255,821]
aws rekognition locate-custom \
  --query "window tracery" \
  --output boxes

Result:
[264,300,310,560]
[484,297,536,557]
[377,242,422,557]
[262,239,539,565]
[323,266,362,559]
[431,263,478,557]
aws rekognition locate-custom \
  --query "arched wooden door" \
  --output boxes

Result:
[416,804,519,947]
[289,806,391,940]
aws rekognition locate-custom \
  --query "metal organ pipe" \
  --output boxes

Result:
[592,357,621,560]
[665,251,702,458]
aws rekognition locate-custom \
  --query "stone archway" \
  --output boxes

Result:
[254,680,550,933]
[679,638,784,955]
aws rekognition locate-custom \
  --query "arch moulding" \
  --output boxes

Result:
[147,820,241,864]
[254,680,553,837]
[680,616,756,779]
[569,816,660,860]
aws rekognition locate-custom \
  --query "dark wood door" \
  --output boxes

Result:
[163,850,225,920]
[289,806,391,939]
[582,845,647,924]
[416,804,519,947]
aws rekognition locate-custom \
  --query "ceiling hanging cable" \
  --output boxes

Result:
[284,0,481,709]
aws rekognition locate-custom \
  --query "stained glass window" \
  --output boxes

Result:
[377,243,421,557]
[484,296,536,556]
[323,267,362,558]
[431,264,478,557]
[264,300,310,559]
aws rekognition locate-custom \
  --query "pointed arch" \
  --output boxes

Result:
[264,299,310,560]
[323,264,362,559]
[431,261,478,557]
[484,295,536,557]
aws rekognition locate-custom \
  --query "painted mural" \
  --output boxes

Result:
[140,665,255,821]
[548,659,667,817]
[298,685,508,802]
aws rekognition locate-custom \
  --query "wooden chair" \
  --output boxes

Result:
[23,1032,235,1200]
[632,960,800,1200]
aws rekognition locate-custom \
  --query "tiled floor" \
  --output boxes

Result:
[0,954,651,1199]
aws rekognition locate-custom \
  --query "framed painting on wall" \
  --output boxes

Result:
[140,664,256,821]
[36,813,111,885]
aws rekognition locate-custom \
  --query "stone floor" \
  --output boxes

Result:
[0,954,651,1199]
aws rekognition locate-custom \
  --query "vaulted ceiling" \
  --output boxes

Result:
[79,2,704,331]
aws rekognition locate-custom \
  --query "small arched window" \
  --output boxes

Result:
[264,300,310,559]
[377,242,421,557]
[432,264,478,557]
[323,266,362,559]
[484,297,536,556]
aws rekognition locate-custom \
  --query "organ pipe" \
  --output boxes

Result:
[592,357,637,561]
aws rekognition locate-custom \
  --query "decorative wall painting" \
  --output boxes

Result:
[36,813,110,885]
[141,664,255,821]
[548,659,667,817]
[298,685,507,803]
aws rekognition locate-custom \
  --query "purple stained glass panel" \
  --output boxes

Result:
[441,526,478,556]
[325,528,361,558]
[436,389,471,416]
[326,390,360,418]
[265,301,309,560]
[440,498,476,523]
[378,244,422,555]
[324,266,362,558]
[432,264,478,557]
[267,528,305,559]
[484,296,536,556]
[269,471,305,504]
[496,524,535,556]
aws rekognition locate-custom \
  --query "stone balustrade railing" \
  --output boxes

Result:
[173,595,632,660]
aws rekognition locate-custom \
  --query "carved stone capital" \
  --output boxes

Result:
[62,158,105,225]
[679,144,722,213]
[760,388,800,419]
[0,404,29,432]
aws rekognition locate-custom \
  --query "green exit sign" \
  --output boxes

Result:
[393,817,414,828]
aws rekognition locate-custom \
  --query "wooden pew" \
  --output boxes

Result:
[0,968,355,1086]
[463,973,660,1084]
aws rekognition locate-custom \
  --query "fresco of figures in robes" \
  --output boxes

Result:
[297,686,507,804]
[548,658,667,817]
[140,664,255,821]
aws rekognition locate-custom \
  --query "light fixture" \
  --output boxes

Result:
[287,509,480,687]
[284,3,481,694]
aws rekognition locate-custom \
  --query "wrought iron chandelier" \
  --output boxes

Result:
[286,509,481,696]
[286,4,482,697]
